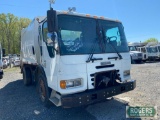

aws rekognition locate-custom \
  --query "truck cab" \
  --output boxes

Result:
[154,44,160,59]
[128,45,143,63]
[147,46,158,60]
[137,46,148,61]
[20,9,136,107]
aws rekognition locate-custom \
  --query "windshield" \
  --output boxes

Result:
[150,47,157,53]
[128,46,137,51]
[58,15,129,55]
[141,47,146,53]
[147,47,157,53]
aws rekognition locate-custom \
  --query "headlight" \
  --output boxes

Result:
[123,70,130,76]
[60,78,82,89]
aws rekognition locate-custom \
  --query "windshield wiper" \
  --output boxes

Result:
[86,39,103,63]
[101,27,123,60]
[86,21,103,63]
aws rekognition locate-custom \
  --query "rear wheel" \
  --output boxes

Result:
[23,67,32,86]
[38,74,52,108]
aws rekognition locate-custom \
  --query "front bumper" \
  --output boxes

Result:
[132,56,142,60]
[148,56,158,59]
[61,80,136,108]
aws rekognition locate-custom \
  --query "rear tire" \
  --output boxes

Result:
[23,67,32,86]
[38,73,52,108]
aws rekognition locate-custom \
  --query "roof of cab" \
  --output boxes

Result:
[56,10,122,23]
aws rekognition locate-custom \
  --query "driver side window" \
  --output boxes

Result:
[42,22,55,58]
[43,22,48,42]
[106,27,121,46]
[60,30,83,52]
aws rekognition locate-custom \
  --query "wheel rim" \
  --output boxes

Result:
[39,79,46,102]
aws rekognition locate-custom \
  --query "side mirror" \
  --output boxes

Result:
[47,8,57,32]
[51,32,57,42]
[2,48,5,57]
[46,32,57,45]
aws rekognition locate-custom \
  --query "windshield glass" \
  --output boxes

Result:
[141,47,146,53]
[58,15,129,55]
[150,47,157,53]
[128,46,137,51]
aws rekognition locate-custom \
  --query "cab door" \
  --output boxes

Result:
[41,21,57,89]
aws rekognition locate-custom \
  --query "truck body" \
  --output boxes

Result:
[20,9,136,107]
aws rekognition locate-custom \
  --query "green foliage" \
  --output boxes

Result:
[0,13,31,54]
[143,38,158,43]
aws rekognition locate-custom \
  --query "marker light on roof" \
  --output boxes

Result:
[86,14,90,17]
[100,16,104,19]
[93,16,98,18]
[49,0,56,4]
[63,11,68,14]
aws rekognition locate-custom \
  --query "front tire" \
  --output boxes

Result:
[23,67,32,86]
[0,75,3,79]
[38,74,52,108]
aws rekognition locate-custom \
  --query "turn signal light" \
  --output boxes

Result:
[60,80,66,89]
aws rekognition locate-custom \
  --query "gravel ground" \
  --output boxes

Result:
[0,63,160,120]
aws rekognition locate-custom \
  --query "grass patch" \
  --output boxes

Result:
[3,67,20,72]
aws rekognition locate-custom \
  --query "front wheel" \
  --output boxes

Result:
[38,74,52,108]
[23,67,32,86]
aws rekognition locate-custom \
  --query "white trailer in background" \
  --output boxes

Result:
[20,7,136,108]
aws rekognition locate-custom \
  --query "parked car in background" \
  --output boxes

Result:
[2,57,8,69]
[13,57,20,67]
[3,56,9,66]
[12,54,17,58]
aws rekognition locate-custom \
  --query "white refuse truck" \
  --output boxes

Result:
[145,42,158,61]
[20,7,136,107]
[137,47,148,61]
[128,43,143,63]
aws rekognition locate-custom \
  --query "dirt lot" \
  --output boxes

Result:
[0,63,160,120]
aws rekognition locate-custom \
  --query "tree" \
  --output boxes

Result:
[0,13,31,54]
[143,38,158,43]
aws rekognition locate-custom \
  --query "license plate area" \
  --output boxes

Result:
[94,70,119,89]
